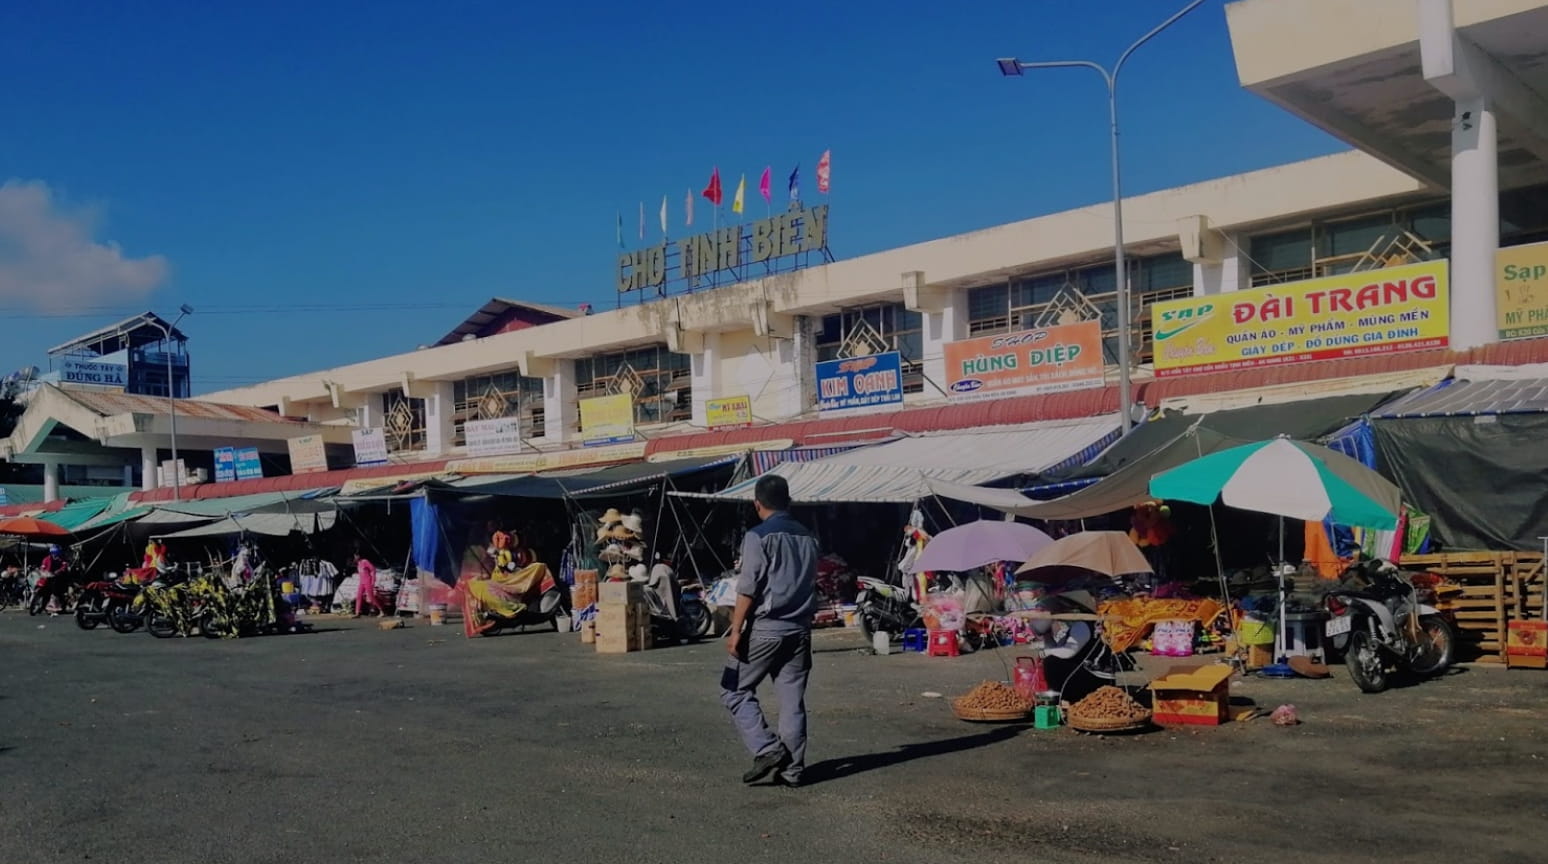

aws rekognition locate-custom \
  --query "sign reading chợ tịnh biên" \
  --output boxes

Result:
[617,203,829,294]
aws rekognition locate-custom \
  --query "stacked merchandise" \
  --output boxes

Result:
[595,580,651,654]
[595,508,649,582]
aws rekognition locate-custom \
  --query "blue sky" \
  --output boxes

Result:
[0,0,1342,393]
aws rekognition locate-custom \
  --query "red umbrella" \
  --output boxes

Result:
[0,516,71,538]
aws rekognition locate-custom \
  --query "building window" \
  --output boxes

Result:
[965,253,1193,364]
[452,371,545,445]
[383,391,428,453]
[815,302,924,394]
[574,344,693,427]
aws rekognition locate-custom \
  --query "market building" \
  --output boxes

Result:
[7,0,1548,516]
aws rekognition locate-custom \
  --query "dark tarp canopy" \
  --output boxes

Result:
[428,454,743,500]
[1372,413,1548,551]
[1044,391,1409,485]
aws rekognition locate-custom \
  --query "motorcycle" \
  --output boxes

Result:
[0,568,32,611]
[75,578,143,633]
[1323,558,1458,693]
[29,567,80,616]
[855,574,922,644]
[473,567,565,636]
[643,559,713,642]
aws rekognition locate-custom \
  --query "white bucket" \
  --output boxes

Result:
[872,631,892,656]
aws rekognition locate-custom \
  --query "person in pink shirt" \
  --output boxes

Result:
[352,553,388,618]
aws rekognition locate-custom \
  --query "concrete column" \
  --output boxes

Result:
[141,445,158,492]
[1450,97,1499,349]
[689,332,721,428]
[357,393,384,431]
[122,463,135,487]
[1193,232,1250,296]
[41,460,59,504]
[921,291,966,399]
[543,359,578,443]
[424,381,456,455]
[791,315,817,414]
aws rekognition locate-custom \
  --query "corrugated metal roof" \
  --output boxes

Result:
[683,416,1120,503]
[1375,377,1548,417]
[61,389,299,424]
[131,460,451,504]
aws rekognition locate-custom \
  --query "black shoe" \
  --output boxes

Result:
[774,773,802,788]
[741,748,791,784]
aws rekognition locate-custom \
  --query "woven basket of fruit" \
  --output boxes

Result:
[1065,686,1151,733]
[951,681,1032,722]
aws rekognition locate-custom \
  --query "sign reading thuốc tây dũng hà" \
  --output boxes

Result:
[617,203,828,294]
[1498,240,1548,340]
[1150,260,1450,377]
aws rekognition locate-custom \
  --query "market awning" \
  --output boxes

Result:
[46,498,112,531]
[155,511,339,539]
[681,416,1121,504]
[432,454,744,500]
[931,425,1252,521]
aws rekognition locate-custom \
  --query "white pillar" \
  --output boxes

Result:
[41,460,59,504]
[791,315,817,414]
[141,445,158,492]
[424,381,456,455]
[921,291,966,399]
[689,332,721,428]
[1193,231,1250,296]
[122,463,134,487]
[1450,97,1499,349]
[543,360,578,444]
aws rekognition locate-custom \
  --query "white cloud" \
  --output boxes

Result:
[0,179,168,312]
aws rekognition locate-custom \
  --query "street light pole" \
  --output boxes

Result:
[149,305,194,500]
[997,0,1206,432]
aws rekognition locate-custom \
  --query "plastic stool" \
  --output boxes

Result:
[927,629,960,657]
[901,628,929,653]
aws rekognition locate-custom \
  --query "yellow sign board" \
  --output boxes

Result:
[646,439,795,464]
[705,395,753,430]
[1497,241,1548,341]
[446,441,648,476]
[1151,260,1450,377]
[579,393,634,445]
[338,471,443,496]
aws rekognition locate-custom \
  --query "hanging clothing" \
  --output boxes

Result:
[300,559,338,598]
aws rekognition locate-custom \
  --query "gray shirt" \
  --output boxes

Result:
[735,511,819,636]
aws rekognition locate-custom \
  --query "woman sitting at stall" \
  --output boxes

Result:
[460,531,551,637]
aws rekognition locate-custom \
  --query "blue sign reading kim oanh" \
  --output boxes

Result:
[815,351,905,412]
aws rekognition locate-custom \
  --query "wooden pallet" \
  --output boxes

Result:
[1398,551,1546,663]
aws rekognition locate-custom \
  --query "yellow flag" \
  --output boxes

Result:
[731,174,746,214]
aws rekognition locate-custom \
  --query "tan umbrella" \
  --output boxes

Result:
[1014,530,1151,580]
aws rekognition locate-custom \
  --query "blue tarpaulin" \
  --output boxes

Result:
[410,498,456,586]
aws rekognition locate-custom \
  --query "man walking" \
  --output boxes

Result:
[721,474,818,787]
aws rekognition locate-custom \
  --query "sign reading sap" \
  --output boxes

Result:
[1498,241,1548,341]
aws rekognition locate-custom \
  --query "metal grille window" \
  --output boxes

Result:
[574,344,693,426]
[452,371,545,446]
[815,302,924,394]
[965,253,1194,364]
[382,391,428,453]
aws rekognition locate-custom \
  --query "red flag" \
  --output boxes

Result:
[702,167,723,206]
[816,150,831,194]
[758,166,771,203]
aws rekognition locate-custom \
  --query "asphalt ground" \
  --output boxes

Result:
[3,612,1546,864]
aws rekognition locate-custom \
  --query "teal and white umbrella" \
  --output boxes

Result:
[1148,437,1401,530]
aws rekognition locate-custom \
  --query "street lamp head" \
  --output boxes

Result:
[179,303,194,316]
[996,58,1024,77]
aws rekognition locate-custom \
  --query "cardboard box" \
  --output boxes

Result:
[1506,620,1548,669]
[595,601,651,654]
[571,583,598,610]
[574,568,599,587]
[599,580,644,608]
[1148,664,1233,726]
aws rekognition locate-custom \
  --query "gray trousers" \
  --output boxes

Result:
[720,631,811,781]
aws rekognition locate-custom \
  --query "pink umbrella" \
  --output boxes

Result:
[905,520,1053,573]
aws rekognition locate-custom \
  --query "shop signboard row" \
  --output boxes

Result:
[463,417,523,457]
[59,357,127,389]
[1150,260,1451,378]
[351,428,389,467]
[287,435,329,475]
[1498,240,1548,341]
[942,320,1104,400]
[214,446,263,483]
[580,393,636,447]
[705,395,752,429]
[816,352,904,412]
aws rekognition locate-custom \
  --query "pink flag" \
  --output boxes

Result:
[816,150,831,194]
[685,188,694,226]
[638,201,645,240]
[758,166,771,203]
